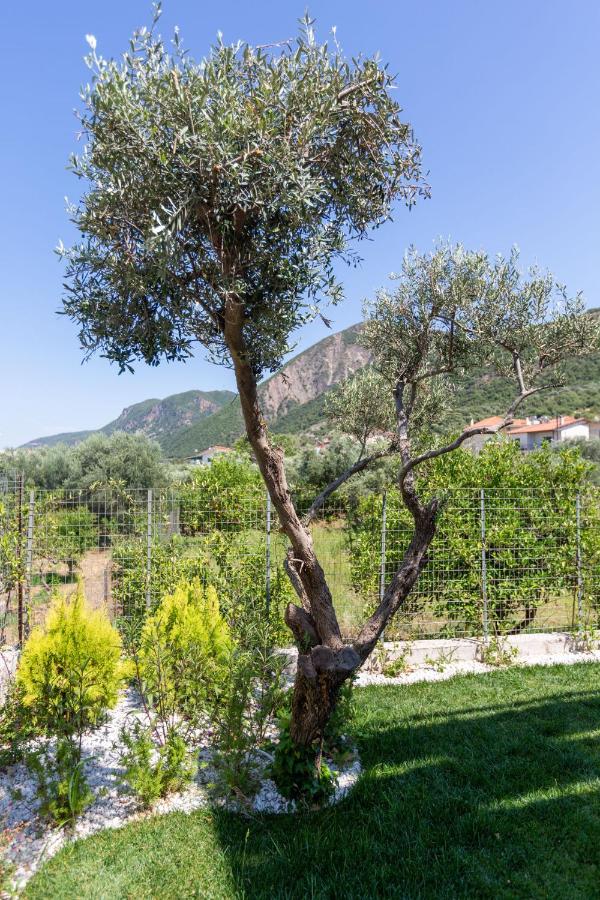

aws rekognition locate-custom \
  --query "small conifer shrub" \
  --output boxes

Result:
[17,585,124,746]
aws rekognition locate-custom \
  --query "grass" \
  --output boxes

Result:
[26,663,600,899]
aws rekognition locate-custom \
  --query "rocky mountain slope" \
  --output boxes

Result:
[163,325,370,456]
[24,390,235,449]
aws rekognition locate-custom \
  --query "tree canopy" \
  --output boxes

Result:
[62,10,428,376]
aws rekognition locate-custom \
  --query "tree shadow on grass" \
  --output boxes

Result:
[26,673,600,900]
[210,683,600,900]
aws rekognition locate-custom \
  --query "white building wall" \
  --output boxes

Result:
[557,423,589,442]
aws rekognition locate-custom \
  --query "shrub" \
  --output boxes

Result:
[28,738,93,826]
[269,709,335,805]
[211,626,288,799]
[136,580,232,729]
[201,530,293,647]
[119,722,196,807]
[44,507,98,576]
[349,442,599,637]
[179,455,264,535]
[112,536,206,630]
[0,680,39,769]
[17,586,124,749]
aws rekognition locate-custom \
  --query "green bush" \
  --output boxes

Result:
[44,507,98,576]
[136,579,232,726]
[112,536,206,629]
[201,530,293,647]
[269,708,335,805]
[17,586,124,747]
[211,624,288,799]
[28,738,93,826]
[349,442,600,636]
[0,680,39,769]
[119,723,196,807]
[179,455,264,535]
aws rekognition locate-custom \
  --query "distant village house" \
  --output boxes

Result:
[185,445,233,465]
[466,415,600,453]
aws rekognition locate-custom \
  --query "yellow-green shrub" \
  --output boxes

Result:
[138,579,232,721]
[17,585,124,743]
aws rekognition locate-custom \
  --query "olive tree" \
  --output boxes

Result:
[60,9,594,754]
[332,243,597,651]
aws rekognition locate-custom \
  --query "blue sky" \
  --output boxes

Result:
[1,0,599,447]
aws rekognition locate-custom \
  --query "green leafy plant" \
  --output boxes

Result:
[349,442,598,638]
[382,644,413,678]
[28,738,93,826]
[119,722,196,807]
[572,621,600,652]
[43,507,98,578]
[17,586,124,752]
[135,579,232,735]
[0,680,39,769]
[210,625,288,801]
[269,709,336,805]
[323,679,356,764]
[179,455,264,535]
[424,647,458,673]
[112,536,206,631]
[479,636,518,667]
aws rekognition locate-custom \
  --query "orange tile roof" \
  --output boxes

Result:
[507,416,584,435]
[470,416,526,431]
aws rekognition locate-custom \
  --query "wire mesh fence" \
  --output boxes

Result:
[2,477,600,646]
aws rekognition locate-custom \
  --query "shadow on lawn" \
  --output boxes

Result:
[210,687,600,900]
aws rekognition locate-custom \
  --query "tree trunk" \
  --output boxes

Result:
[220,301,439,751]
[508,601,538,635]
[289,666,343,746]
[287,503,439,747]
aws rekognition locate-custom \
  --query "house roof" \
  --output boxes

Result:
[507,416,585,435]
[469,415,586,436]
[186,445,233,458]
[470,416,526,431]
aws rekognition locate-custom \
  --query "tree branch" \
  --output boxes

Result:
[337,76,381,103]
[303,444,396,525]
[400,384,545,479]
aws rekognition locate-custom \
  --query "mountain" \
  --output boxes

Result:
[162,325,371,456]
[24,390,235,449]
[22,326,370,454]
[22,313,600,454]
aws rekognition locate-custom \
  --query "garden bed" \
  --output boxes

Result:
[0,687,360,892]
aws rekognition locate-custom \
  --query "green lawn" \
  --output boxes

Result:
[27,664,600,899]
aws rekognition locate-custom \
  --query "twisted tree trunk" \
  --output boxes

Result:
[223,303,439,747]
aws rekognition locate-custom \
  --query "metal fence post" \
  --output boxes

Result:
[380,491,387,642]
[265,491,272,616]
[24,490,35,639]
[576,492,583,632]
[16,473,24,646]
[146,489,153,611]
[481,488,489,642]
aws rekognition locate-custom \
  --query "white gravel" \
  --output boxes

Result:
[355,646,600,686]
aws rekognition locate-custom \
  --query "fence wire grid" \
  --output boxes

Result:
[2,477,600,646]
